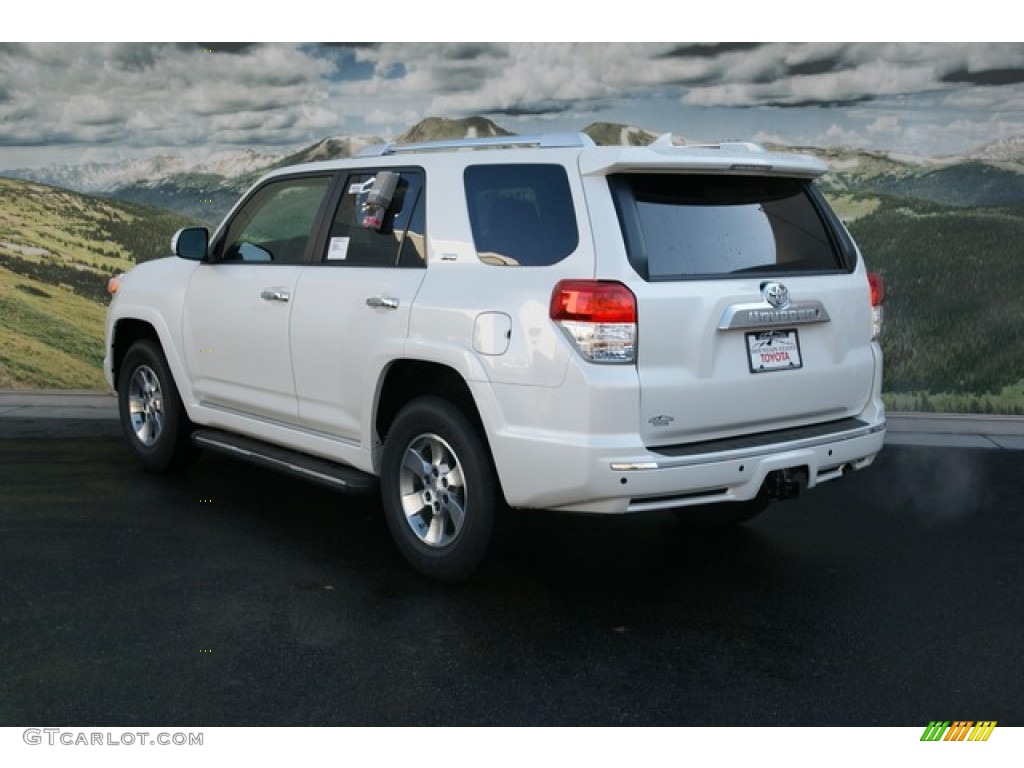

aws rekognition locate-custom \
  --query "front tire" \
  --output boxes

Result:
[117,339,197,472]
[380,396,500,582]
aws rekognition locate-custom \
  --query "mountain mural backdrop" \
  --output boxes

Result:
[2,117,1022,412]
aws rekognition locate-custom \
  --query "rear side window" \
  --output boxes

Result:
[322,169,426,267]
[465,164,578,266]
[609,174,848,280]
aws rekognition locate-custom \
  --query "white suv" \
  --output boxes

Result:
[104,132,886,581]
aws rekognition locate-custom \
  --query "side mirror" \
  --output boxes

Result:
[172,227,209,261]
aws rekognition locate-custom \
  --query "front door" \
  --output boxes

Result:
[183,175,334,424]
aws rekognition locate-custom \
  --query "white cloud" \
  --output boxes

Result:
[0,43,337,149]
[824,123,865,147]
[1,42,1024,167]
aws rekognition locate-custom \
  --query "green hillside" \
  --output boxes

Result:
[844,196,1024,410]
[856,162,1024,208]
[0,177,195,388]
[109,180,239,227]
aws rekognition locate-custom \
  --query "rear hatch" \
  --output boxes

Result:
[603,157,876,448]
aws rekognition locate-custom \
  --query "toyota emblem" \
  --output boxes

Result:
[762,282,790,308]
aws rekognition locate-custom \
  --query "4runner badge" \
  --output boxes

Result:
[648,415,675,427]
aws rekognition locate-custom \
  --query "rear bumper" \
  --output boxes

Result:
[604,417,885,513]
[489,412,886,513]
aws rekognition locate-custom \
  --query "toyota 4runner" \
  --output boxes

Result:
[104,132,886,581]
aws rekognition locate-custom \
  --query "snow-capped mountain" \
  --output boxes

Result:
[6,148,282,194]
[965,136,1024,164]
[582,122,661,146]
[7,117,1024,224]
[395,116,511,144]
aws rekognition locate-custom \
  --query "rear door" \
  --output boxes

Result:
[608,172,877,446]
[290,168,428,443]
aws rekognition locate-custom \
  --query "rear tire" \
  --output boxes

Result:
[380,396,500,582]
[117,339,197,472]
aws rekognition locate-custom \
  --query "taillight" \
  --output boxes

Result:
[550,280,637,363]
[868,272,884,340]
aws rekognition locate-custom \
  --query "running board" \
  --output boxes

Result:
[191,428,378,493]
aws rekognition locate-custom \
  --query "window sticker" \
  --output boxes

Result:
[327,236,351,261]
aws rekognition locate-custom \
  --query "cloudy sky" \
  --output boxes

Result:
[2,41,1024,170]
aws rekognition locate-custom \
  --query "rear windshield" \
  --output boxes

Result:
[609,173,850,281]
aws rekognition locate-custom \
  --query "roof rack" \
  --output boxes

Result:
[356,132,595,157]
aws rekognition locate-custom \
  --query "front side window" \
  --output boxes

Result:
[321,169,425,267]
[465,164,578,267]
[218,176,332,264]
[610,174,848,281]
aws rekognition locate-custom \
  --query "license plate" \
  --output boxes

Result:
[746,329,803,373]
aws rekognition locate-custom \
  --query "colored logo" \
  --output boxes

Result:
[920,721,997,741]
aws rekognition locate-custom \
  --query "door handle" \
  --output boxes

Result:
[260,289,291,302]
[366,296,400,310]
